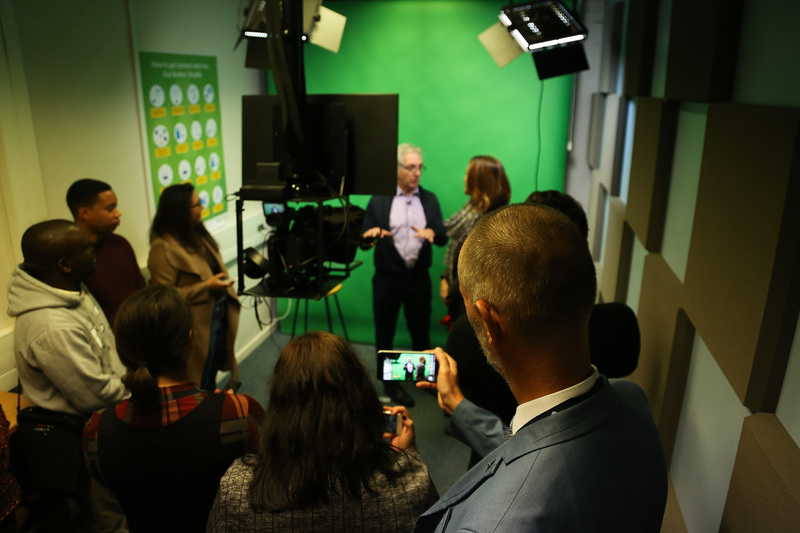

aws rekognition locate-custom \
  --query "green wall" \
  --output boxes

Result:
[274,1,575,348]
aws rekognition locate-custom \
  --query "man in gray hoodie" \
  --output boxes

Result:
[7,219,128,415]
[7,219,129,531]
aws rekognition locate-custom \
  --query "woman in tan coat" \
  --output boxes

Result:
[147,183,240,389]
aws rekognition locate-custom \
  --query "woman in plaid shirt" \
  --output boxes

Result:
[83,285,263,532]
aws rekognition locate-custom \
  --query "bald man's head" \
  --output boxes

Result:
[21,220,96,286]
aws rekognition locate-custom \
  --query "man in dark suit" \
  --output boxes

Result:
[404,357,416,381]
[414,204,667,532]
[362,143,447,406]
[427,190,642,468]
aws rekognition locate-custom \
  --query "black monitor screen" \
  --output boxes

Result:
[242,93,398,199]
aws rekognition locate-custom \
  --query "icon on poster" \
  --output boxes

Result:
[194,155,206,177]
[205,118,217,139]
[199,190,210,209]
[203,84,215,103]
[174,123,188,144]
[153,125,169,148]
[170,84,183,106]
[191,120,203,141]
[187,84,200,105]
[157,164,174,187]
[213,185,224,205]
[149,85,165,107]
[209,153,220,172]
[178,160,192,181]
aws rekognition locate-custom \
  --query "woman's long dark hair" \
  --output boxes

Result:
[246,331,400,511]
[114,285,193,411]
[149,183,217,251]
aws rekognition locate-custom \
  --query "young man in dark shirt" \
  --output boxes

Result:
[67,179,146,324]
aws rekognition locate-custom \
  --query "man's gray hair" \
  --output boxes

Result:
[458,204,597,336]
[397,143,423,165]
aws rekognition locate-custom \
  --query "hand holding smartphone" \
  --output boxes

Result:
[381,406,416,450]
[383,409,402,435]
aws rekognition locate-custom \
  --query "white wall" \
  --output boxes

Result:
[564,0,608,208]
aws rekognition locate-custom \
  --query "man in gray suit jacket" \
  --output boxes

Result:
[414,204,667,532]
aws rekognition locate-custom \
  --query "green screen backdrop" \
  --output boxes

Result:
[270,1,575,349]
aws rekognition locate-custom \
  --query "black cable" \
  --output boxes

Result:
[534,69,545,192]
[252,296,271,330]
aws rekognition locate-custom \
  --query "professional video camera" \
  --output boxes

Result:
[235,0,397,299]
[242,201,365,296]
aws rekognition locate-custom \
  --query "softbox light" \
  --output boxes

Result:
[497,1,589,79]
[237,0,345,61]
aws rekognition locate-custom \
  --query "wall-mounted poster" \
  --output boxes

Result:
[139,52,228,222]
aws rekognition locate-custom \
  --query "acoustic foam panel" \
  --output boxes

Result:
[626,98,678,252]
[598,1,624,94]
[596,94,628,197]
[663,0,744,102]
[663,476,688,533]
[720,413,800,533]
[683,103,800,412]
[587,92,606,169]
[599,196,632,303]
[622,0,658,97]
[588,178,608,261]
[630,253,694,468]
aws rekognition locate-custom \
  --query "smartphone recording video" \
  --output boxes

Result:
[383,409,402,435]
[377,350,437,383]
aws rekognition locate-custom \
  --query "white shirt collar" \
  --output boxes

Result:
[511,366,600,435]
[396,185,420,197]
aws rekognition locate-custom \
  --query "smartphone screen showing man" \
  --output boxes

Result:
[377,350,437,382]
